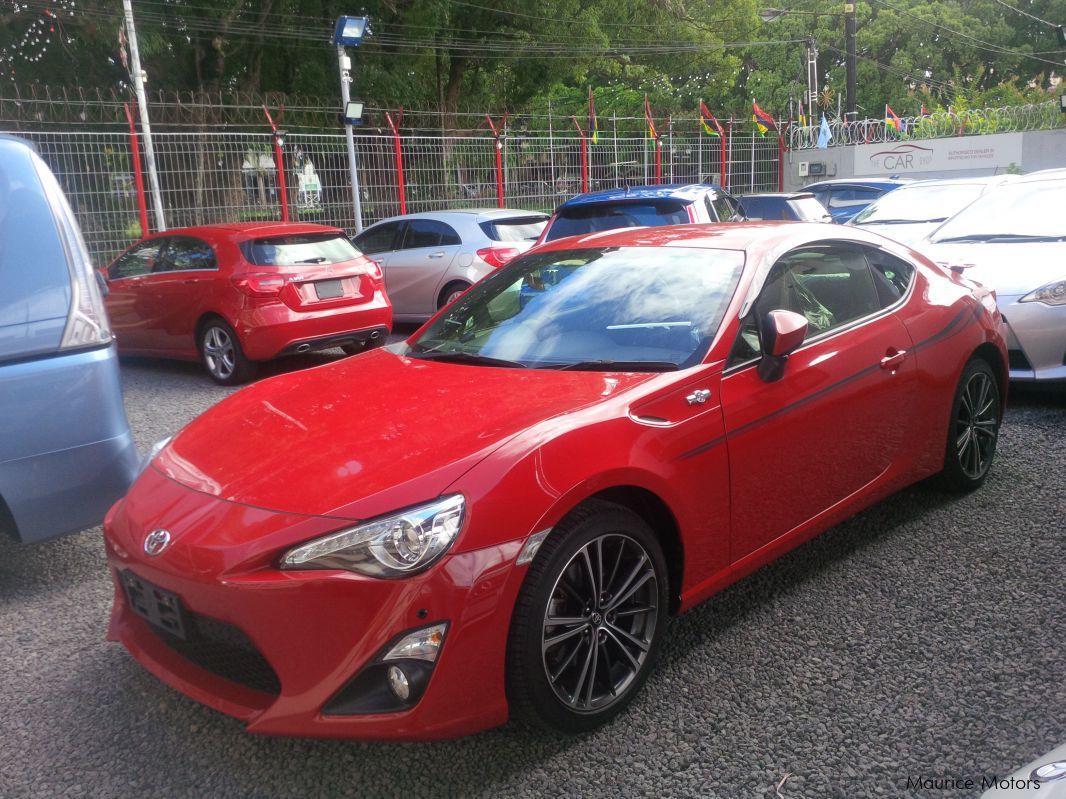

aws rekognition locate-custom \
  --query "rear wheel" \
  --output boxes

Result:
[938,357,1000,492]
[199,319,256,385]
[437,281,470,310]
[506,501,668,733]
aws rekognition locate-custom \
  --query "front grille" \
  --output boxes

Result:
[1008,349,1033,372]
[149,610,282,696]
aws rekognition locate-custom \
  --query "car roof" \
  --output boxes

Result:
[370,208,548,226]
[144,222,344,240]
[740,192,816,200]
[889,175,1013,189]
[557,183,725,209]
[1016,167,1066,183]
[803,178,912,189]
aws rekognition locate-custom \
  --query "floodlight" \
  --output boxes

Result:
[334,16,368,47]
[344,101,364,125]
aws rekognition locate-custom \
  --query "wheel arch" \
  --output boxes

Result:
[971,341,1008,417]
[194,312,233,352]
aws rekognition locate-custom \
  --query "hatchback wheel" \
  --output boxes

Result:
[939,357,1000,491]
[438,281,470,310]
[199,319,256,385]
[507,501,668,733]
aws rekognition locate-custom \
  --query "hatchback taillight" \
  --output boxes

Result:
[476,247,520,269]
[363,259,383,282]
[232,274,287,297]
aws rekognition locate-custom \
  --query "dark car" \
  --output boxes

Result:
[803,178,912,223]
[737,192,832,222]
[537,184,744,243]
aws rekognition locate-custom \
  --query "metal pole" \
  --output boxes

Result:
[845,2,857,118]
[668,116,674,183]
[750,128,756,192]
[548,98,556,196]
[337,44,364,233]
[122,0,166,231]
[697,99,703,181]
[612,115,619,186]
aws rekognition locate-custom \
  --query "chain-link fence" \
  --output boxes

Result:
[4,126,783,265]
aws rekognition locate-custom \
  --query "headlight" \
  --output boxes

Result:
[1020,279,1066,306]
[280,495,465,577]
[136,436,173,479]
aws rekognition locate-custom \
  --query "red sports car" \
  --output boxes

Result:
[103,222,391,384]
[104,223,1006,739]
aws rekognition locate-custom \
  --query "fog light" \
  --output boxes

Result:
[387,665,410,701]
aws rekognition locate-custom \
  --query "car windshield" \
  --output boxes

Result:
[480,216,548,242]
[852,183,987,225]
[240,233,361,265]
[544,200,690,242]
[929,179,1066,242]
[405,246,745,370]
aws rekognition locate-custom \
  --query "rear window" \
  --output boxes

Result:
[739,196,786,220]
[479,215,548,242]
[790,197,832,221]
[545,200,690,242]
[240,233,361,266]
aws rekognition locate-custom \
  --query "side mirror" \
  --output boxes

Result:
[757,309,808,382]
[95,268,110,297]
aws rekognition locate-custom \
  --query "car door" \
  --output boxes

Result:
[105,239,162,352]
[353,220,403,286]
[720,242,918,561]
[385,219,463,316]
[141,236,219,354]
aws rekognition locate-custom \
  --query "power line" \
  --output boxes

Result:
[987,0,1062,31]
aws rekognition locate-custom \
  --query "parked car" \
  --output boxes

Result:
[849,175,1012,246]
[981,742,1066,797]
[0,135,139,544]
[737,192,832,222]
[803,177,912,222]
[920,168,1066,382]
[105,221,1006,740]
[353,209,548,322]
[537,183,744,243]
[103,222,391,384]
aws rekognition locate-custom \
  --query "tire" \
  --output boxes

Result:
[437,281,470,310]
[937,357,1000,492]
[506,500,669,734]
[199,319,256,385]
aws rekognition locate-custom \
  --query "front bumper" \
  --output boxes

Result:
[103,469,524,740]
[999,294,1066,382]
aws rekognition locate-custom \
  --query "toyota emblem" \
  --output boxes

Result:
[143,529,172,556]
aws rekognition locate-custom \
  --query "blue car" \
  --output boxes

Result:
[537,183,745,243]
[802,178,912,223]
[0,136,139,543]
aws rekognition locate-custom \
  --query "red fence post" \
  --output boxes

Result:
[777,132,785,191]
[720,135,727,190]
[123,102,150,238]
[385,109,406,215]
[486,114,506,209]
[654,138,662,185]
[570,117,589,193]
[262,105,289,223]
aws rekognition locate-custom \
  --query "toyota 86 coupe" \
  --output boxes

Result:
[104,222,1007,740]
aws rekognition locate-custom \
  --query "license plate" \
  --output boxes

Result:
[120,570,187,640]
[314,279,344,300]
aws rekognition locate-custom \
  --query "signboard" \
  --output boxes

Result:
[853,132,1024,176]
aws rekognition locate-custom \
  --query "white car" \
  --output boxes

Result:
[981,742,1066,797]
[850,175,1012,247]
[919,168,1066,382]
[353,209,548,322]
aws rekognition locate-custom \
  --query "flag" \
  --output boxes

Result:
[699,101,724,137]
[752,99,777,136]
[798,100,807,127]
[817,115,833,149]
[588,87,599,144]
[885,103,902,133]
[644,95,658,140]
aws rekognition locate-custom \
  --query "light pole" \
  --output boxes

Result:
[759,5,857,118]
[334,15,368,233]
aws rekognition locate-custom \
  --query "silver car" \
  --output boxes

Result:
[981,741,1066,797]
[353,209,548,322]
[850,175,1013,247]
[920,168,1066,382]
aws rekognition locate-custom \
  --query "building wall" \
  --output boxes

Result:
[784,128,1066,191]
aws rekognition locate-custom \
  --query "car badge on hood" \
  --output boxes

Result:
[143,529,172,556]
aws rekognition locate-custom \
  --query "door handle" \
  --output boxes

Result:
[685,388,711,406]
[880,348,908,370]
[428,251,446,259]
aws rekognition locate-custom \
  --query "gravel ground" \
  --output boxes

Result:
[1,346,1063,799]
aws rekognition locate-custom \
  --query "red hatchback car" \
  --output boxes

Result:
[104,223,1006,739]
[103,222,391,383]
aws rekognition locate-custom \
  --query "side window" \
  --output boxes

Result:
[810,188,830,207]
[353,222,401,255]
[728,245,884,365]
[863,247,915,307]
[710,192,738,222]
[109,240,160,279]
[400,219,460,250]
[157,237,217,272]
[828,187,880,210]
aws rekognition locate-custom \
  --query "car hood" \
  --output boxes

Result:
[153,347,650,520]
[918,241,1066,296]
[854,221,938,247]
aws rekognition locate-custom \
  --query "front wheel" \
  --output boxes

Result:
[938,357,1000,492]
[199,319,256,385]
[506,501,668,733]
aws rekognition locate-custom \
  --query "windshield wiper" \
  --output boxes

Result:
[934,233,1066,243]
[297,256,328,264]
[549,360,680,372]
[410,350,528,368]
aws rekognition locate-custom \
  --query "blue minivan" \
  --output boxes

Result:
[0,136,138,543]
